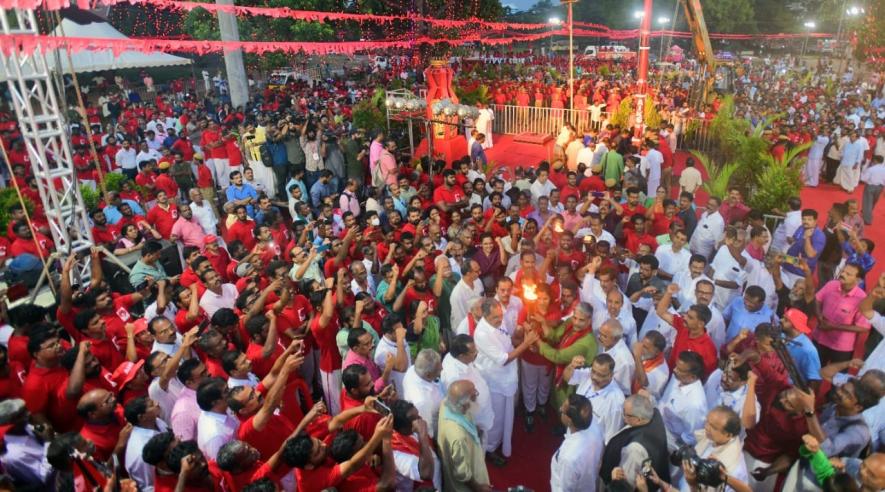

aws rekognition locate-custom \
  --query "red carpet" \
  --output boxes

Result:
[477,137,885,490]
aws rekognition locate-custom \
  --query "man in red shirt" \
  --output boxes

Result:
[8,220,53,259]
[281,413,395,492]
[200,120,230,188]
[310,288,343,416]
[155,162,180,200]
[229,352,304,461]
[73,308,128,371]
[165,440,227,492]
[202,236,232,282]
[655,284,718,377]
[135,160,159,204]
[146,190,179,239]
[432,170,469,214]
[22,330,77,432]
[77,388,130,462]
[224,205,257,250]
[622,214,658,254]
[90,208,121,249]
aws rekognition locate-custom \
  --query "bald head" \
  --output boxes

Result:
[77,388,115,420]
[861,453,885,491]
[447,380,477,414]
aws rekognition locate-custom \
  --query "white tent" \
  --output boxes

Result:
[46,16,193,73]
[0,12,191,81]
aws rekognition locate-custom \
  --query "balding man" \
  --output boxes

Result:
[350,261,375,296]
[449,259,483,331]
[474,298,538,465]
[437,380,491,492]
[77,388,131,462]
[600,394,670,489]
[403,349,445,438]
[188,188,218,235]
[597,319,636,396]
[684,406,749,490]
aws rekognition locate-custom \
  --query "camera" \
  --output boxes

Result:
[672,444,725,488]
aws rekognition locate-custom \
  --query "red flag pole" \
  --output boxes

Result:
[633,0,653,144]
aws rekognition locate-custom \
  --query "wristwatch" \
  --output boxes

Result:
[804,409,815,417]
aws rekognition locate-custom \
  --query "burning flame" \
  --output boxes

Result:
[553,222,564,233]
[523,283,538,302]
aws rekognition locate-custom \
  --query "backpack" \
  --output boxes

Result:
[259,143,274,168]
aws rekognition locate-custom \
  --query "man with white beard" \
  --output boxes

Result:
[473,298,539,466]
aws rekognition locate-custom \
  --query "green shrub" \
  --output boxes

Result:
[101,171,128,192]
[80,184,100,212]
[611,97,633,128]
[0,189,34,238]
[747,142,811,213]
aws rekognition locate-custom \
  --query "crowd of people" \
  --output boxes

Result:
[0,47,882,492]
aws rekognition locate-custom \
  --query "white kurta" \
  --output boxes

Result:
[550,421,605,492]
[567,372,625,444]
[402,366,445,438]
[475,108,495,148]
[440,354,495,432]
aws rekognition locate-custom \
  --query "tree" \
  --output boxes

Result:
[854,2,884,62]
[704,0,756,33]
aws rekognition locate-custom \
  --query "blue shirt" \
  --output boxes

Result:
[722,296,774,343]
[470,141,487,166]
[309,180,335,209]
[267,141,289,167]
[103,199,146,224]
[226,184,258,217]
[784,226,826,275]
[786,333,822,383]
[286,178,308,201]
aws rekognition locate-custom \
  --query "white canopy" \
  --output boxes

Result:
[0,15,191,82]
[47,17,193,73]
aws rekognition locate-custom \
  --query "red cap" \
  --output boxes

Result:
[111,360,145,391]
[784,308,811,335]
[203,234,218,245]
[131,318,148,335]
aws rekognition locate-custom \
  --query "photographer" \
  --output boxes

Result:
[300,118,325,190]
[341,128,368,187]
[675,406,749,491]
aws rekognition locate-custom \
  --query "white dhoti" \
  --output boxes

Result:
[484,392,515,457]
[210,158,231,188]
[804,156,823,186]
[646,179,661,199]
[247,160,278,199]
[520,361,551,413]
[319,368,342,416]
[782,460,822,492]
[833,165,861,192]
[743,452,778,492]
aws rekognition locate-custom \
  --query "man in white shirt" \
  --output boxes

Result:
[529,169,558,205]
[673,254,712,307]
[655,227,692,281]
[597,319,636,396]
[116,140,138,176]
[640,140,664,197]
[402,350,445,439]
[473,298,539,463]
[658,351,709,451]
[707,364,760,433]
[576,141,596,169]
[390,400,443,492]
[549,393,605,492]
[689,197,725,260]
[440,334,495,434]
[373,316,411,396]
[595,290,638,348]
[188,188,218,235]
[0,399,53,488]
[124,397,170,492]
[771,197,802,252]
[710,227,748,310]
[195,378,240,460]
[562,353,625,443]
[495,277,524,336]
[630,330,670,400]
[199,269,239,318]
[680,279,727,352]
[136,141,162,169]
[450,258,483,330]
[679,156,703,194]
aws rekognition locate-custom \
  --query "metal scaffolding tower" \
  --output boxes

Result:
[0,7,94,284]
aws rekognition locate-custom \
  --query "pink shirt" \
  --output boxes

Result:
[170,387,200,441]
[171,217,207,247]
[342,350,385,393]
[813,280,870,352]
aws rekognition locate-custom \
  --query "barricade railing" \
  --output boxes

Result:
[491,104,610,136]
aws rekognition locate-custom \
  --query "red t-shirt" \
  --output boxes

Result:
[79,406,125,462]
[245,340,285,379]
[223,138,243,167]
[623,229,658,255]
[86,336,126,372]
[174,307,209,334]
[0,361,26,400]
[102,294,139,345]
[92,224,121,247]
[310,312,342,373]
[432,185,465,206]
[7,334,32,368]
[9,233,53,259]
[196,165,214,188]
[225,220,257,250]
[236,411,296,461]
[401,287,437,321]
[201,130,227,160]
[154,462,227,492]
[155,174,180,199]
[221,461,275,492]
[668,315,718,377]
[147,203,179,239]
[22,365,76,432]
[296,461,344,492]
